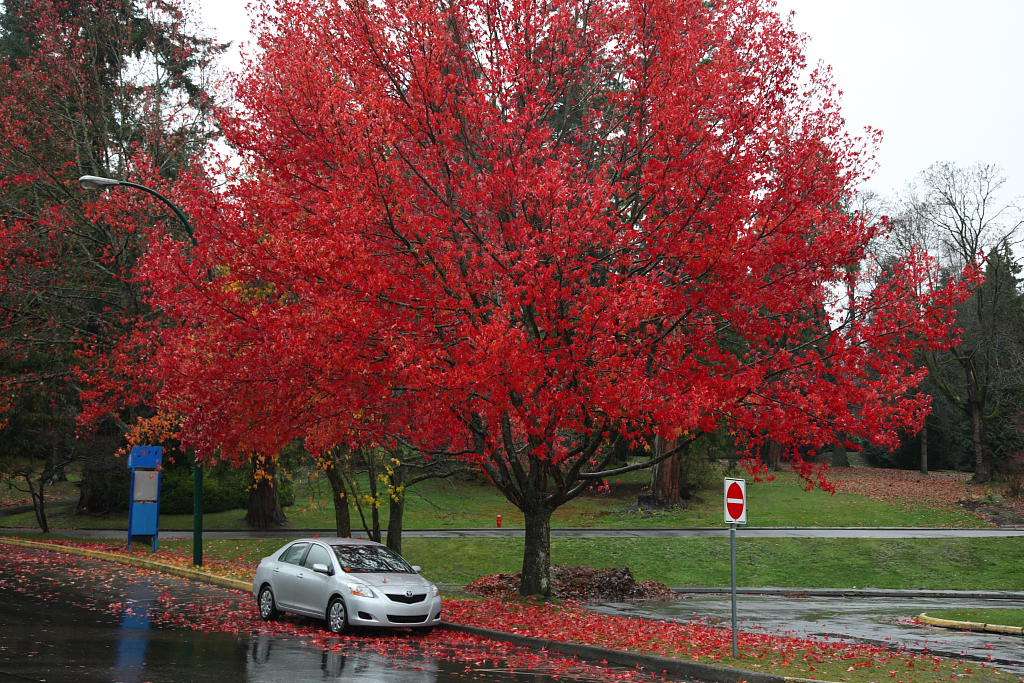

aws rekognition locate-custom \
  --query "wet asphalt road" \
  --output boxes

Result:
[595,595,1024,675]
[0,551,684,683]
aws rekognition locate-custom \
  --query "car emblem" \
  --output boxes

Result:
[405,590,413,597]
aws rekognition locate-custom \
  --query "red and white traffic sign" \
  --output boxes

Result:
[724,478,747,524]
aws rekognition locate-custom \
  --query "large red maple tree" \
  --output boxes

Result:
[123,0,970,595]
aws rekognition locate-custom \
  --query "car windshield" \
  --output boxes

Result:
[331,544,413,573]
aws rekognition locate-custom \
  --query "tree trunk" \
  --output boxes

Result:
[610,436,629,466]
[386,496,404,554]
[920,421,929,475]
[367,455,381,542]
[648,436,682,506]
[386,464,404,554]
[32,486,48,534]
[519,505,553,597]
[245,461,287,530]
[830,439,849,467]
[21,473,48,533]
[970,401,992,482]
[763,441,782,470]
[324,465,352,537]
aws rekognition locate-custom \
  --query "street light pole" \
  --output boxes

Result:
[79,174,204,566]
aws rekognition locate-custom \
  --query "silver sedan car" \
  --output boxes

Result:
[252,537,442,632]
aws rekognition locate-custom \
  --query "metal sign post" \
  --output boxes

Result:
[724,478,747,658]
[730,522,738,657]
[193,459,204,566]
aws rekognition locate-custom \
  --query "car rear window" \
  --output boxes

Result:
[331,544,413,573]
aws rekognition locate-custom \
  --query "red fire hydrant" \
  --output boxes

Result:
[496,514,503,528]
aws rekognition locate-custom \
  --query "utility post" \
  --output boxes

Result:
[193,463,203,565]
[79,174,204,566]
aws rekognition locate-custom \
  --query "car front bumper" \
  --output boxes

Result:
[345,593,442,628]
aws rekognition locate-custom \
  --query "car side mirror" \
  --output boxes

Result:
[411,565,422,573]
[312,563,333,576]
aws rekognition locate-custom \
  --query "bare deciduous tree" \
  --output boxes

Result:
[887,162,1024,481]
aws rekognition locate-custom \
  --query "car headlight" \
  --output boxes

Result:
[429,584,439,597]
[347,583,377,598]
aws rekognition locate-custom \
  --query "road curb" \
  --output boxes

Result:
[918,613,1024,636]
[443,623,833,683]
[0,536,252,592]
[674,587,1024,600]
[2,536,837,682]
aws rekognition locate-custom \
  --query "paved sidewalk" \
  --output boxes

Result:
[3,526,1023,539]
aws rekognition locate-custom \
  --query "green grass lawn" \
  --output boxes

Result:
[926,608,1024,627]
[152,536,1024,591]
[721,655,1015,683]
[0,468,989,530]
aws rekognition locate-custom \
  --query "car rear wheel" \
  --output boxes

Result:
[258,585,278,621]
[326,597,347,633]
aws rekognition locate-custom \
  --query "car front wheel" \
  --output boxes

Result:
[258,585,278,621]
[326,596,347,633]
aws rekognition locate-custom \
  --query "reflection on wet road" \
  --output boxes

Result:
[0,549,689,683]
[595,594,1024,675]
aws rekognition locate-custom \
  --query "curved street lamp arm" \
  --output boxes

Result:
[117,181,196,246]
[79,175,195,246]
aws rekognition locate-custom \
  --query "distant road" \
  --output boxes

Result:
[3,526,1023,539]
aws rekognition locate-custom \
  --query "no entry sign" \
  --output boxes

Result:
[724,478,747,524]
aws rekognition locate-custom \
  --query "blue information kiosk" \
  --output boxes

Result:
[127,445,164,551]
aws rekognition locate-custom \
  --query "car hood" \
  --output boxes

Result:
[347,572,431,590]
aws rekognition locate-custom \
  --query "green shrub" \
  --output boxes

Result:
[678,435,727,501]
[160,465,241,514]
[1002,454,1024,499]
[278,475,296,507]
[159,465,295,514]
[78,461,131,513]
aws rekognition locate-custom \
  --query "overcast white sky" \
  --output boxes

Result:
[199,0,1024,201]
